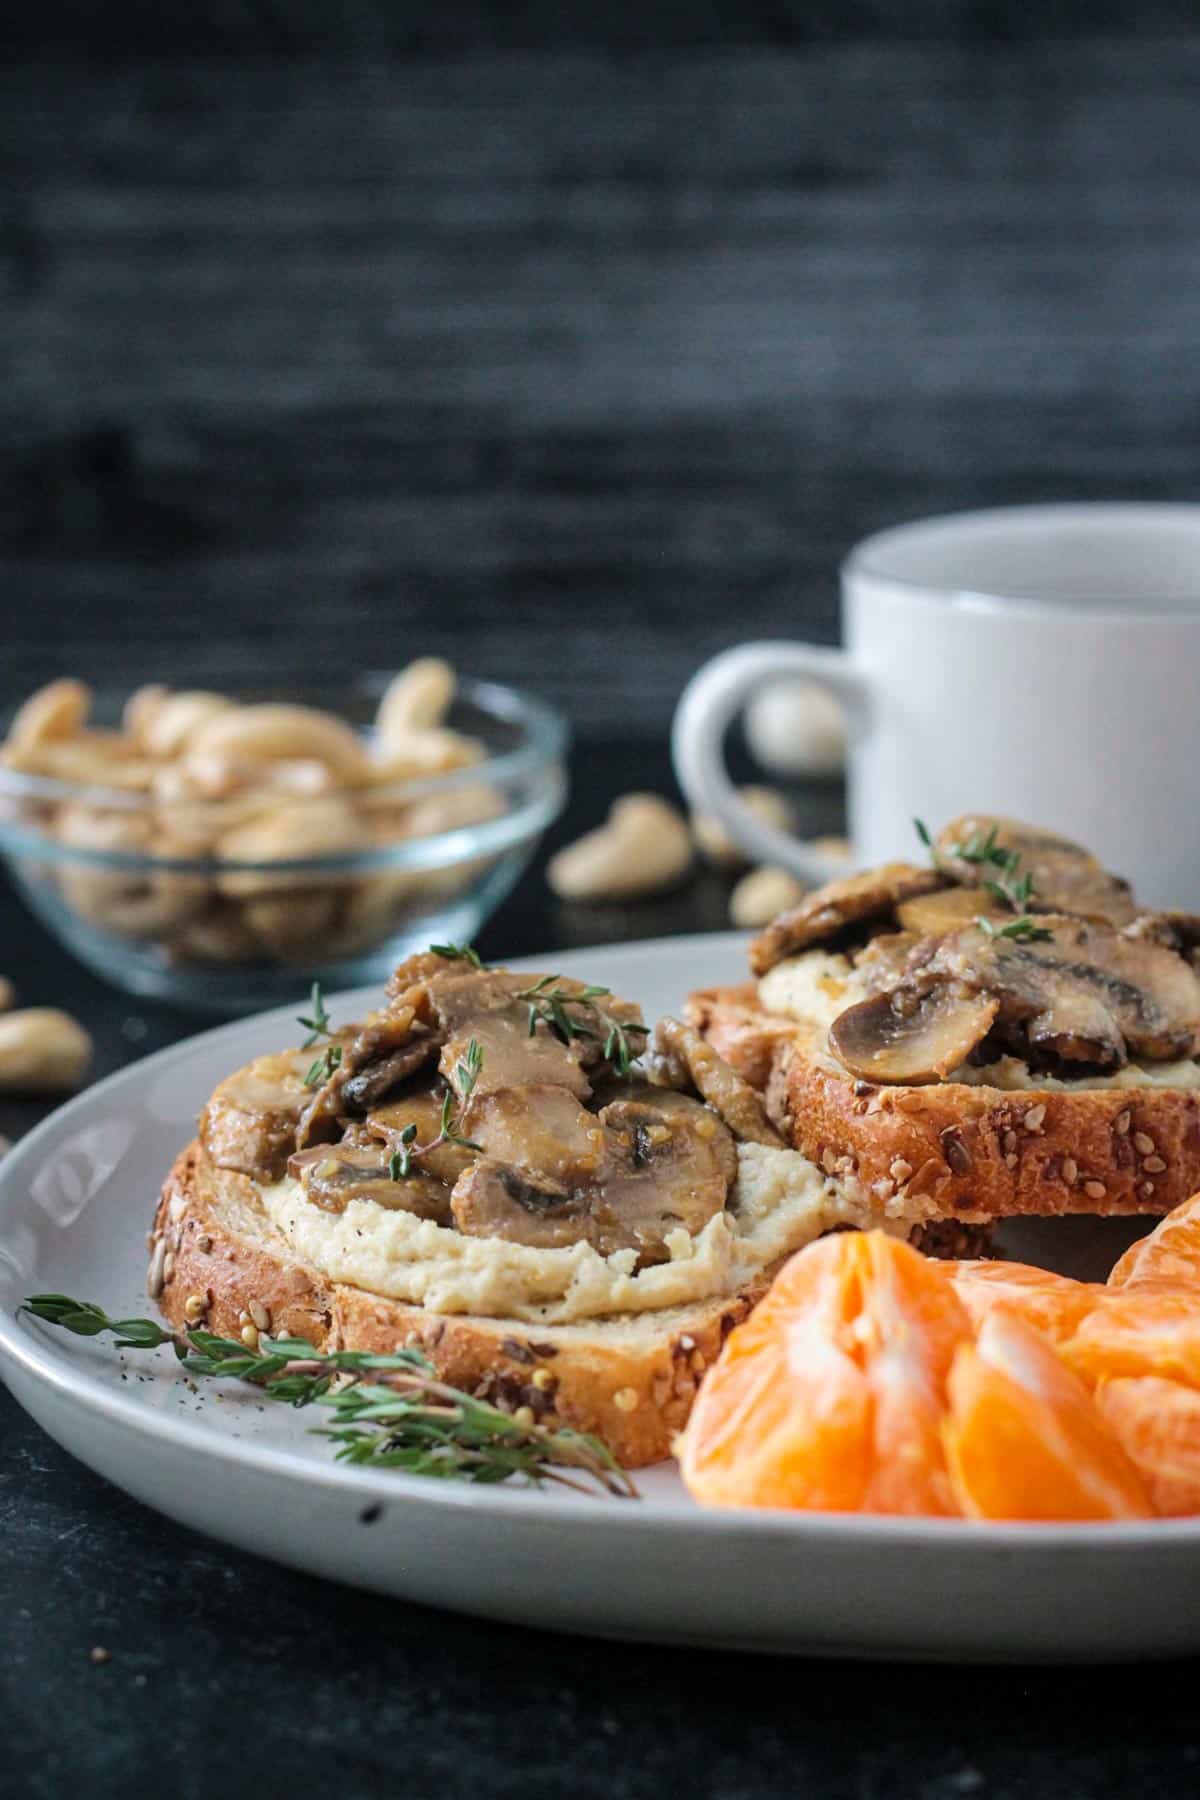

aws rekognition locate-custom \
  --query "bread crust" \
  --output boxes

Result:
[784,1051,1200,1222]
[152,1144,767,1468]
[683,984,799,1090]
[686,986,1200,1222]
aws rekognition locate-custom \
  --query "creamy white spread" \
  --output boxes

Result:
[757,950,1200,1093]
[258,1142,916,1324]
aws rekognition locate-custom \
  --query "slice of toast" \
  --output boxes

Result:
[152,1145,772,1469]
[686,984,1200,1223]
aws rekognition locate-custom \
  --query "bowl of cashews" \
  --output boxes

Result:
[0,663,566,1011]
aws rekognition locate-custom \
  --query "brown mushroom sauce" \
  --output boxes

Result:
[200,952,767,1269]
[749,815,1200,1085]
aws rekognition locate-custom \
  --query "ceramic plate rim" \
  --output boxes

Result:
[1,928,1197,1555]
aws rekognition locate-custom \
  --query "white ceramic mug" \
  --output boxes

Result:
[672,504,1200,907]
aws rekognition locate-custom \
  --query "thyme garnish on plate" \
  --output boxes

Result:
[296,981,333,1048]
[914,819,1053,943]
[298,981,345,1083]
[21,1295,637,1496]
[516,977,650,1078]
[430,942,485,968]
[388,1037,483,1180]
[304,1042,343,1088]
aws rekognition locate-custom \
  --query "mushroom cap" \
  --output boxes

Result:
[828,986,1000,1086]
[749,862,946,975]
[934,816,1138,928]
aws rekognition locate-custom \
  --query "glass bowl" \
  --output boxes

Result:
[0,677,567,1012]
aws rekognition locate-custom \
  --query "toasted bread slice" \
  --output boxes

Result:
[688,983,1200,1224]
[152,1144,773,1468]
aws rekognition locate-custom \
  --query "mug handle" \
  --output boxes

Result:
[671,641,872,884]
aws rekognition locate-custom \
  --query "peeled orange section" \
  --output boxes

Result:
[949,1260,1102,1345]
[1064,1289,1200,1388]
[1109,1194,1200,1292]
[1097,1377,1200,1516]
[678,1231,969,1514]
[943,1310,1152,1521]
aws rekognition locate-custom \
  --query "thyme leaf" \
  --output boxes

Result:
[21,1297,636,1496]
[915,820,1049,938]
[430,943,484,968]
[516,980,649,1077]
[304,1042,343,1088]
[387,1038,483,1180]
[978,915,1054,944]
[296,981,333,1048]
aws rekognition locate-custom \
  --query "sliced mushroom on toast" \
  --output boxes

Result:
[934,815,1138,928]
[851,930,926,994]
[641,1016,785,1147]
[288,1142,451,1221]
[895,885,1004,938]
[199,1049,314,1180]
[296,1000,436,1147]
[835,916,1200,1081]
[829,986,1000,1085]
[748,863,946,975]
[928,918,1200,1065]
[450,1085,733,1263]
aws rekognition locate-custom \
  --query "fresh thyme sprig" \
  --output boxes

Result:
[296,981,333,1049]
[430,942,484,968]
[516,977,650,1078]
[978,915,1054,944]
[304,1042,343,1088]
[21,1296,637,1497]
[388,1037,483,1180]
[914,818,1052,943]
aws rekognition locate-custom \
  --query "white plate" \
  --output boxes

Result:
[2,930,1199,1664]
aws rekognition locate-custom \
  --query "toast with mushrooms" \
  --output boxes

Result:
[689,816,1200,1224]
[153,948,967,1467]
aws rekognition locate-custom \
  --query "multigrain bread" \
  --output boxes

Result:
[687,815,1200,1226]
[151,1143,772,1468]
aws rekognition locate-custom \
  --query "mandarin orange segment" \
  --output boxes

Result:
[1109,1194,1200,1292]
[949,1260,1102,1345]
[857,1232,967,1516]
[1064,1289,1200,1388]
[678,1230,969,1514]
[1097,1377,1200,1516]
[678,1230,872,1510]
[943,1310,1152,1521]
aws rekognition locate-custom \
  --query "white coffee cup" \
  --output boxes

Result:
[672,504,1200,907]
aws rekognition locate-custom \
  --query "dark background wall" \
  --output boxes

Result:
[3,4,1200,735]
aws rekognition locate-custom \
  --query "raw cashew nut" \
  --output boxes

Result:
[376,658,455,752]
[4,735,155,791]
[216,797,369,897]
[0,1008,92,1092]
[186,704,370,786]
[122,683,171,747]
[171,903,262,964]
[808,834,853,866]
[7,679,91,751]
[745,679,847,779]
[142,692,237,760]
[729,864,808,929]
[243,890,343,958]
[366,731,485,786]
[54,805,212,936]
[691,785,795,868]
[547,794,693,901]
